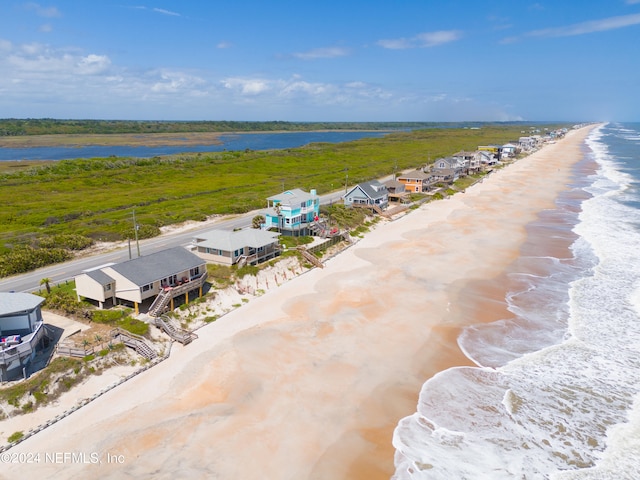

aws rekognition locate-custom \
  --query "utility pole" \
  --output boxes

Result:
[132,209,140,257]
[344,168,349,194]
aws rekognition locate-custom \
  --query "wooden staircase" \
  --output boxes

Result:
[148,289,172,317]
[110,328,157,360]
[155,315,198,345]
[296,247,324,269]
[148,272,209,317]
[351,203,390,217]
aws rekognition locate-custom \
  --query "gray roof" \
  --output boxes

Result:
[267,188,317,206]
[397,170,432,180]
[86,269,115,286]
[346,180,388,200]
[110,247,204,286]
[194,229,280,251]
[0,292,45,316]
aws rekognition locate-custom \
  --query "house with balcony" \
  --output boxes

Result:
[75,246,207,315]
[396,170,436,193]
[452,150,482,174]
[192,228,281,266]
[263,188,320,236]
[430,157,464,183]
[0,292,47,381]
[344,180,389,213]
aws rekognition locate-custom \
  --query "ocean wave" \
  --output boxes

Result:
[393,124,640,479]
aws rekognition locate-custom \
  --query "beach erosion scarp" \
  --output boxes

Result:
[1,125,596,479]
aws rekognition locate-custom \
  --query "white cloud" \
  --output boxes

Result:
[152,8,181,17]
[377,30,462,49]
[217,41,232,49]
[415,31,462,47]
[222,77,272,96]
[76,54,111,75]
[150,70,206,94]
[505,13,640,42]
[292,47,350,60]
[25,2,61,18]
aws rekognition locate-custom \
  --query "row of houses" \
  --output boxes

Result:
[72,135,563,316]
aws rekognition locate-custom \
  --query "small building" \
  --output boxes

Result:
[192,228,281,266]
[343,180,389,211]
[0,292,47,381]
[75,247,207,314]
[263,188,320,236]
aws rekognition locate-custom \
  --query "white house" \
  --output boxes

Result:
[192,228,281,266]
[0,292,47,381]
[75,247,207,314]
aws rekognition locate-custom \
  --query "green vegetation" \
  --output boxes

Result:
[0,119,459,137]
[8,431,24,443]
[0,124,564,277]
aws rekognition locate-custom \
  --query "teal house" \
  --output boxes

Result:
[264,188,320,236]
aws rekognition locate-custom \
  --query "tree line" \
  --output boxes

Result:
[0,119,442,136]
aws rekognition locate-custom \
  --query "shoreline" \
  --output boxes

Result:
[0,126,597,478]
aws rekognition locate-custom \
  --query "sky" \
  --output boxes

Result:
[0,1,639,122]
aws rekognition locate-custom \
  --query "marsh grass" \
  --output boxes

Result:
[0,125,542,251]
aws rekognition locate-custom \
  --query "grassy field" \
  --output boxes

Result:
[0,125,556,251]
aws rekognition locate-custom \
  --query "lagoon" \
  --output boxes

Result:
[0,131,390,161]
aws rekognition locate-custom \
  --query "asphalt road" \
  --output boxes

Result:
[0,190,347,294]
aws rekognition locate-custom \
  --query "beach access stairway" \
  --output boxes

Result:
[308,220,340,238]
[351,202,392,217]
[148,272,208,317]
[110,328,157,360]
[154,315,197,345]
[296,247,324,269]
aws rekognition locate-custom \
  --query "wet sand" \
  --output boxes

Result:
[3,126,596,479]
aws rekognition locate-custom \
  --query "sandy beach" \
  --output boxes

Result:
[1,126,595,479]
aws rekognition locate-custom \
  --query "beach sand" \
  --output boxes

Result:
[2,126,595,479]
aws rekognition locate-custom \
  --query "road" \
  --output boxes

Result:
[0,190,347,294]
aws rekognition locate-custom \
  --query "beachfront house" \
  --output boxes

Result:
[396,170,436,193]
[0,292,47,381]
[501,143,519,159]
[263,188,320,236]
[343,180,389,212]
[75,246,207,314]
[452,151,482,174]
[384,179,410,203]
[192,228,281,266]
[430,157,463,183]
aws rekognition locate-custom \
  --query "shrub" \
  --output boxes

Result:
[8,431,24,443]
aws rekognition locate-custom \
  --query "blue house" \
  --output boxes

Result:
[263,189,320,236]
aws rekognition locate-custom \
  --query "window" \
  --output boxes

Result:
[141,283,152,292]
[190,266,200,277]
[104,284,112,292]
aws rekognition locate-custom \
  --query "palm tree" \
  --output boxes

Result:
[252,215,265,229]
[40,277,51,294]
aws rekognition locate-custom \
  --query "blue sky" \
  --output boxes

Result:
[1,1,639,122]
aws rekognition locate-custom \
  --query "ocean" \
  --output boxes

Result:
[392,123,640,479]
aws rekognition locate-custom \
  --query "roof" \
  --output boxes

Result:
[194,229,280,251]
[86,269,115,286]
[0,292,45,316]
[109,247,205,286]
[345,180,388,200]
[267,188,317,206]
[397,170,432,181]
